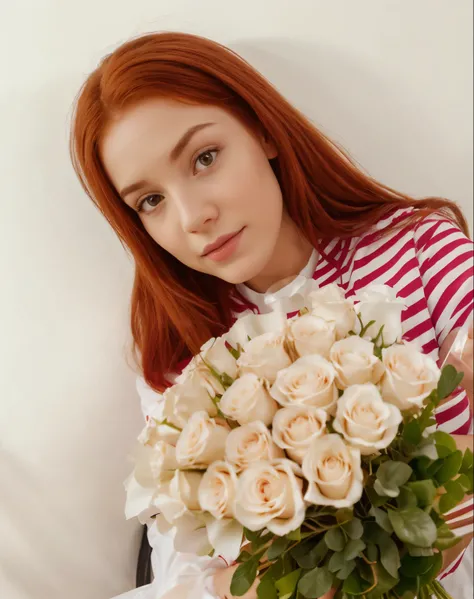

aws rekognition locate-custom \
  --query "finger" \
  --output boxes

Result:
[468,325,473,340]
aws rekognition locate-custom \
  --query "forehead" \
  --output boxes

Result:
[101,99,239,173]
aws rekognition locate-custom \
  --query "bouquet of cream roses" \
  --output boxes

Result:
[125,283,473,599]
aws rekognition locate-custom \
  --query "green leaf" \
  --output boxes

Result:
[439,493,460,514]
[328,551,346,573]
[335,508,354,524]
[342,517,364,539]
[410,439,438,460]
[335,559,356,581]
[367,543,378,562]
[285,527,302,542]
[396,486,418,509]
[405,480,437,508]
[291,538,328,570]
[343,538,366,561]
[375,461,413,497]
[445,479,465,502]
[325,527,346,552]
[457,473,472,490]
[461,448,473,473]
[374,478,400,498]
[407,544,434,556]
[434,522,463,551]
[369,506,394,533]
[275,569,301,599]
[435,450,463,484]
[244,528,261,544]
[411,456,432,480]
[377,460,413,487]
[366,486,389,507]
[363,521,391,545]
[403,419,422,445]
[230,558,258,596]
[437,364,464,400]
[378,535,401,578]
[257,567,278,599]
[394,574,419,597]
[342,570,370,595]
[363,564,399,599]
[400,555,435,578]
[418,551,443,586]
[433,430,457,454]
[298,566,333,598]
[388,508,437,547]
[267,537,290,560]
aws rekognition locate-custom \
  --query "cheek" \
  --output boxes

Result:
[143,214,191,261]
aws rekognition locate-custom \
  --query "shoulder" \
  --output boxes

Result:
[358,207,469,250]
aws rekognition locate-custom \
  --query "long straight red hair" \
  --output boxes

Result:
[70,32,468,391]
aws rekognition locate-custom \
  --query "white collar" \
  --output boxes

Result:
[236,249,318,312]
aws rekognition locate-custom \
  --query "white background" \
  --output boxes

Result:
[0,2,472,598]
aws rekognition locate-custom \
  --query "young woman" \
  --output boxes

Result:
[70,32,473,599]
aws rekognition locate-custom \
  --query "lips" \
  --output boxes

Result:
[202,228,244,257]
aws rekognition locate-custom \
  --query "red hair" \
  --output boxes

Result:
[70,32,468,391]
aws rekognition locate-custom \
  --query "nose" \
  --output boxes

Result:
[176,188,219,234]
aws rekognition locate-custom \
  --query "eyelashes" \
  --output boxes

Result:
[136,147,220,214]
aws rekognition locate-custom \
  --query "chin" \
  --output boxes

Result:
[215,253,272,287]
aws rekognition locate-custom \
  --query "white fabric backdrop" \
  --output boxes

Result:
[0,2,472,598]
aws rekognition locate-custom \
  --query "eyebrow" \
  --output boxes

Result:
[119,122,216,200]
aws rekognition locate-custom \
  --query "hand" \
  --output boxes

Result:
[439,325,473,409]
[213,564,259,599]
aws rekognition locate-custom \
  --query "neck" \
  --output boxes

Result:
[244,213,314,293]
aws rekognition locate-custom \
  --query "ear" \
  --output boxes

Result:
[259,131,278,160]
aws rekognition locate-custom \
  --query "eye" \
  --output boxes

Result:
[194,149,218,173]
[137,194,164,214]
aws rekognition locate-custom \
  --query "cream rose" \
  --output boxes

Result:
[333,384,402,455]
[198,461,239,519]
[163,376,218,430]
[175,411,229,468]
[237,332,292,384]
[270,355,338,414]
[381,343,441,411]
[225,421,284,471]
[154,470,204,524]
[302,434,363,507]
[199,337,238,379]
[354,284,406,345]
[177,353,225,397]
[234,459,306,535]
[137,416,181,446]
[309,283,356,339]
[330,336,385,389]
[219,373,278,426]
[272,406,328,464]
[134,441,179,487]
[287,313,337,359]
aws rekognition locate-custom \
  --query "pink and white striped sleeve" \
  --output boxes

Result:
[414,215,474,347]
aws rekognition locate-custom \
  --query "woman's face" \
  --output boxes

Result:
[101,98,284,285]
